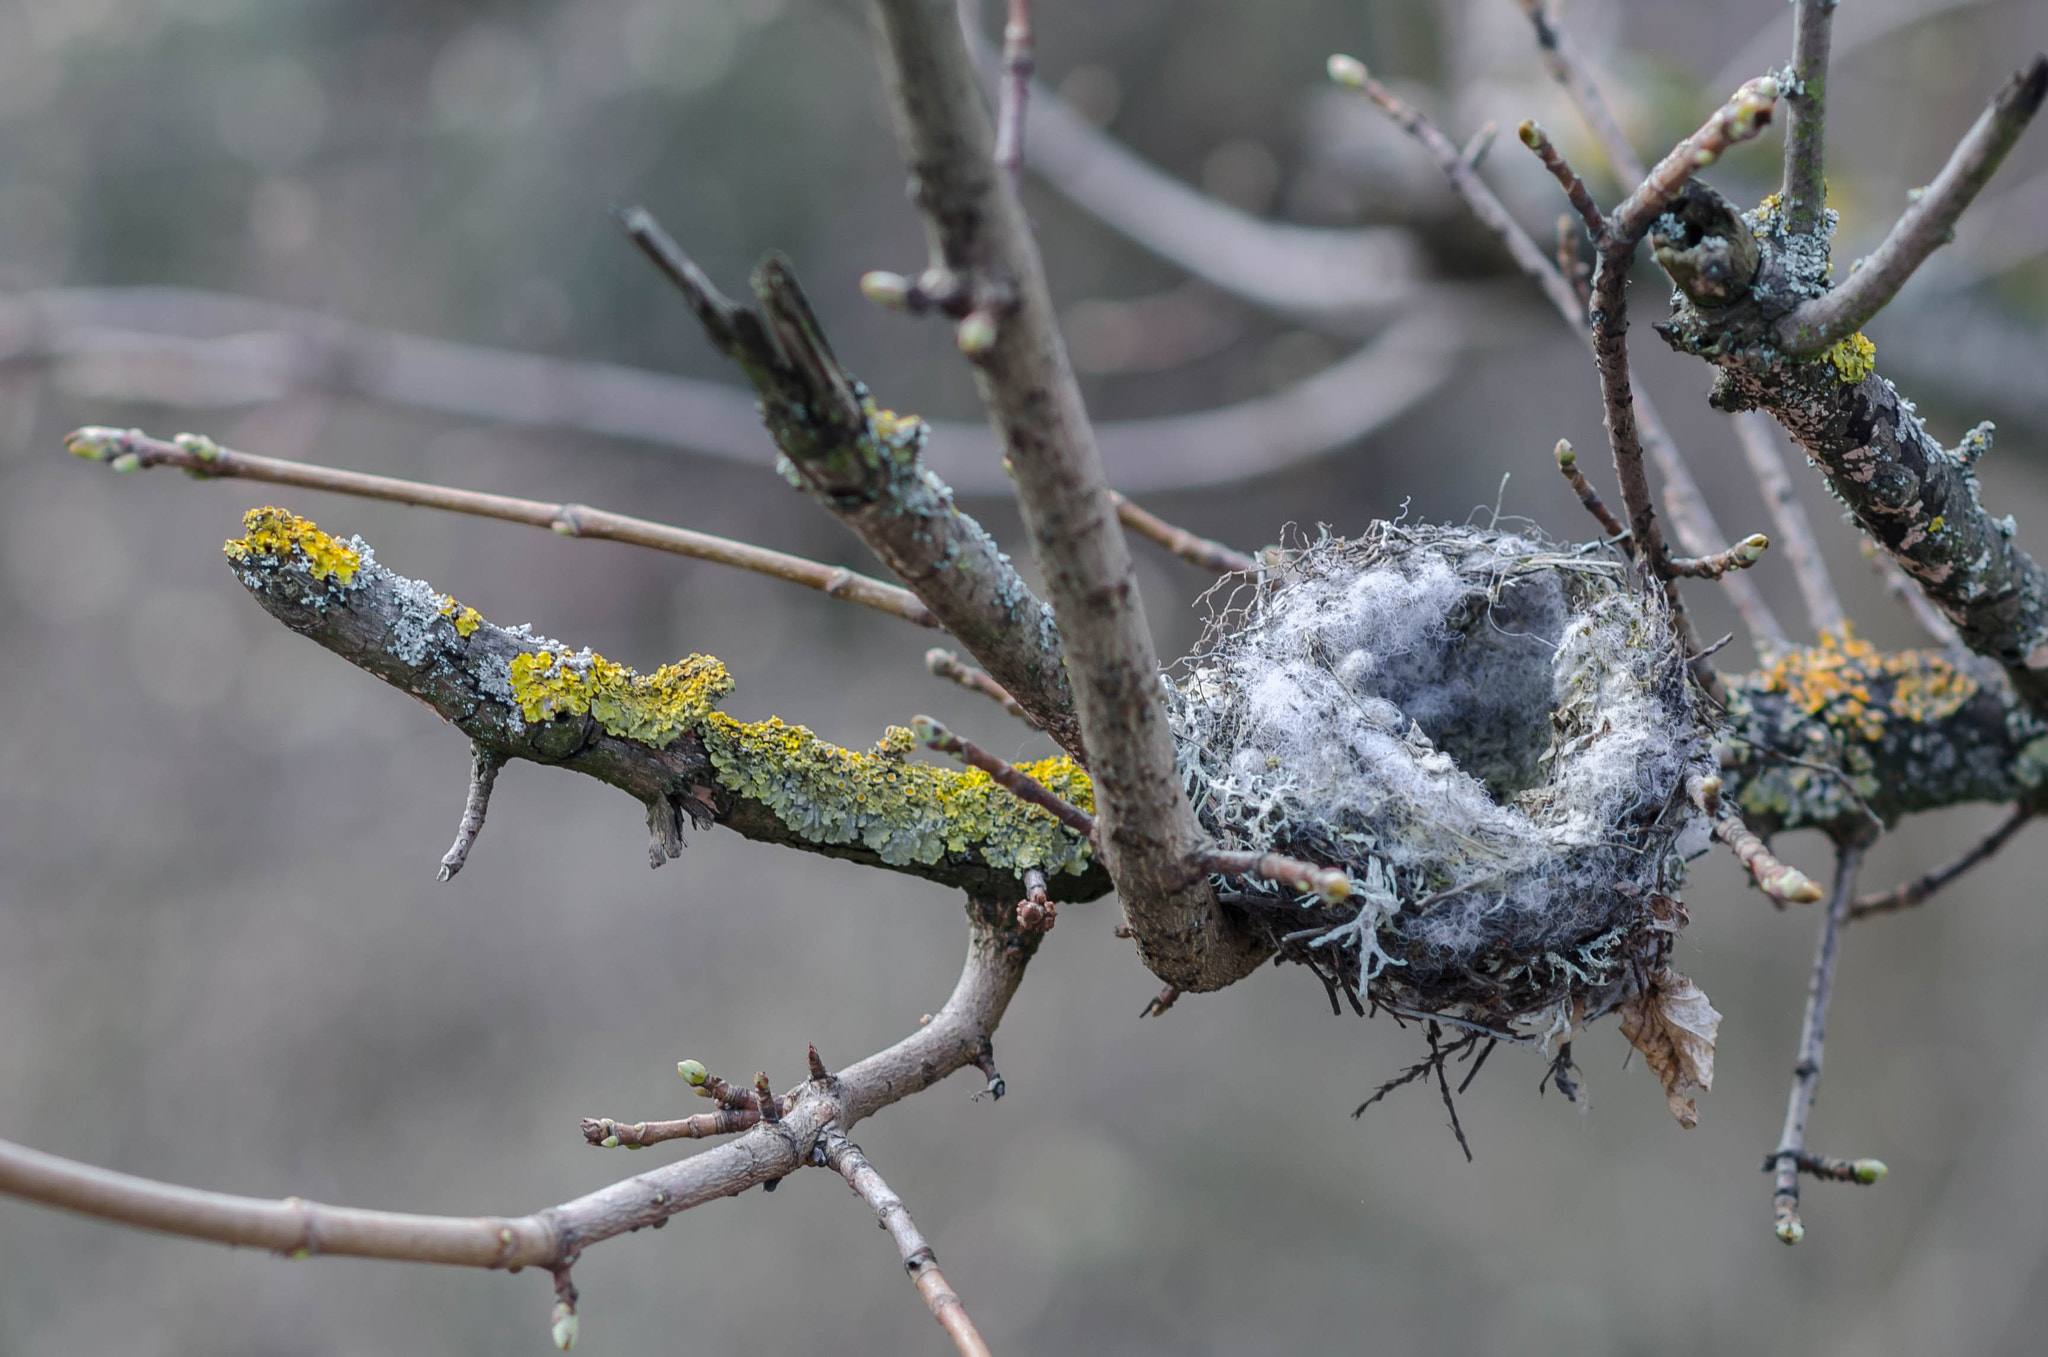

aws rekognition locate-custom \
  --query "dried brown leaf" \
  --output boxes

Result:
[1619,967,1721,1128]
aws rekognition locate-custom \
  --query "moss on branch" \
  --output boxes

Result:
[224,508,1107,901]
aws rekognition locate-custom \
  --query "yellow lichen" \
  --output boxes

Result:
[224,507,361,585]
[508,650,735,748]
[1754,625,1976,744]
[1820,331,1876,385]
[1753,191,1782,223]
[506,646,1094,875]
[438,595,484,637]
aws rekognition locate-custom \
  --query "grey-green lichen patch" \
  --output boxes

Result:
[1168,524,1717,1033]
[505,646,1095,877]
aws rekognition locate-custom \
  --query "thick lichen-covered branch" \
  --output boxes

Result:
[1720,629,2048,836]
[1655,187,2048,714]
[619,209,1081,755]
[220,507,1106,902]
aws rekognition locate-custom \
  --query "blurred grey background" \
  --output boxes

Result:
[2,0,2047,1353]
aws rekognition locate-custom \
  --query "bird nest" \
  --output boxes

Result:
[1168,523,1718,1042]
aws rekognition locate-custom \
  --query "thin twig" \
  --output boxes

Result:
[1692,775,1826,905]
[1781,0,1841,236]
[67,427,938,629]
[1553,439,1627,543]
[992,0,1032,180]
[925,648,1035,726]
[581,1112,758,1148]
[914,716,1096,837]
[818,1131,994,1357]
[1193,849,1350,906]
[1766,1150,1889,1185]
[1514,0,1647,183]
[438,744,504,881]
[1665,534,1770,579]
[1731,410,1846,636]
[1851,806,2034,920]
[1328,58,1582,322]
[1589,77,1780,578]
[1777,56,2048,355]
[1769,842,1870,1244]
[1109,491,1259,575]
[1518,119,1604,234]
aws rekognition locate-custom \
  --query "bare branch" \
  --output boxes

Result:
[925,648,1035,727]
[581,1111,757,1148]
[871,0,1262,992]
[1192,849,1350,905]
[1109,491,1259,575]
[1552,438,1627,543]
[1514,0,1647,184]
[820,1131,995,1357]
[1692,775,1826,905]
[65,425,940,630]
[956,8,1421,318]
[1327,58,1582,322]
[1665,534,1771,580]
[1776,56,2047,355]
[992,0,1032,182]
[1850,806,2034,920]
[1518,119,1604,235]
[1731,410,1846,637]
[1781,0,1841,236]
[1769,843,1872,1244]
[0,900,1037,1290]
[9,285,1454,495]
[438,743,503,881]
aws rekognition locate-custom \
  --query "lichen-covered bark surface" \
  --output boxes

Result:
[1653,189,2048,712]
[227,508,1108,903]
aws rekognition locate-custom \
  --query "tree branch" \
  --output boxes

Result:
[925,648,1035,727]
[1108,491,1258,575]
[956,6,1421,318]
[212,509,1108,902]
[819,1131,995,1357]
[7,284,1455,495]
[1768,842,1871,1244]
[869,0,1262,992]
[1780,0,1841,237]
[1776,56,2046,355]
[64,426,940,629]
[1514,0,1647,184]
[0,901,1036,1319]
[618,210,1082,754]
[1850,805,2035,919]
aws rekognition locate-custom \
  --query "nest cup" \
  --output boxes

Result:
[1169,524,1717,1038]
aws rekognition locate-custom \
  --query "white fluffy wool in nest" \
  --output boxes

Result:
[1168,523,1718,1030]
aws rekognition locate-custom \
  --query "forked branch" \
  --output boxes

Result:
[0,901,1037,1341]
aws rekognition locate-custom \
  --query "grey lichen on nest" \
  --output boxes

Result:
[1168,523,1719,1041]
